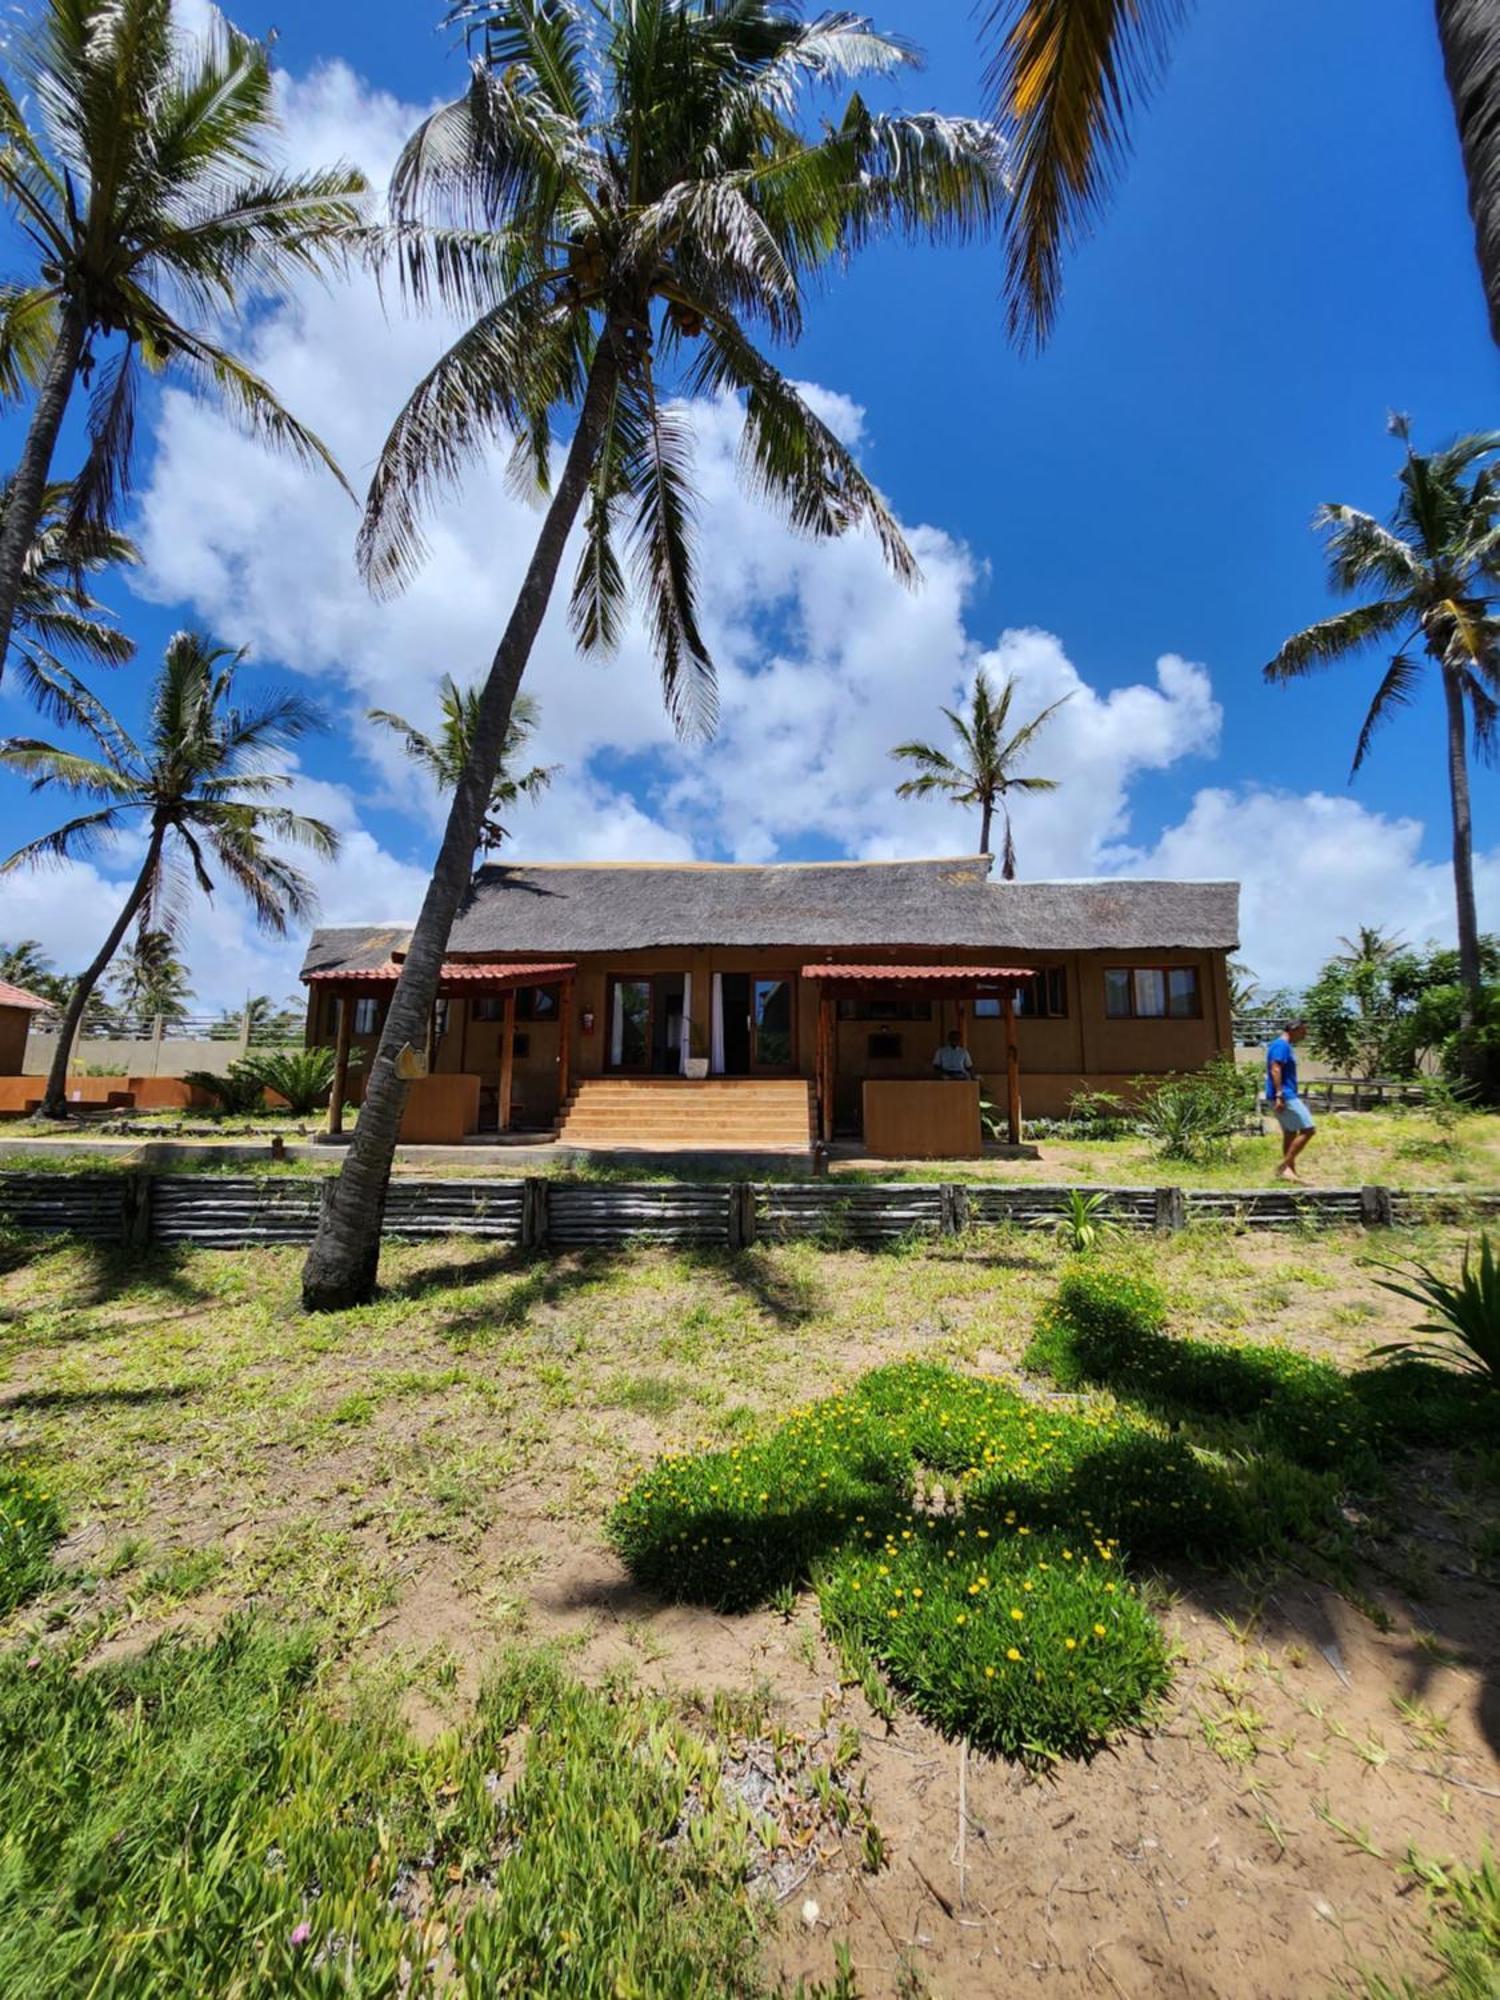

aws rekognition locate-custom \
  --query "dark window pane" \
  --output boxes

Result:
[611,980,651,1069]
[1167,968,1200,1018]
[1104,970,1132,1019]
[868,1031,902,1059]
[754,978,794,1068]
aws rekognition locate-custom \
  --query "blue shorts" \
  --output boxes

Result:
[1271,1095,1315,1134]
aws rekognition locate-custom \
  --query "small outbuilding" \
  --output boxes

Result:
[0,982,49,1077]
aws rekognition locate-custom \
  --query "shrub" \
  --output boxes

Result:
[0,1458,62,1613]
[612,1362,1180,1759]
[182,1062,268,1115]
[1048,1189,1123,1255]
[1371,1234,1500,1389]
[1135,1057,1255,1163]
[1024,1266,1168,1388]
[239,1044,354,1116]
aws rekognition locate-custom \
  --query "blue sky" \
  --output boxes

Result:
[1,0,1495,1009]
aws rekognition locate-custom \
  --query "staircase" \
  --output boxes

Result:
[554,1077,815,1153]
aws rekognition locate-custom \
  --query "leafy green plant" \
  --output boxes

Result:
[1364,1848,1500,1999]
[1046,1189,1122,1255]
[240,1044,359,1116]
[0,1622,762,1997]
[182,1063,272,1116]
[0,1457,62,1613]
[1371,1234,1500,1387]
[1135,1058,1255,1164]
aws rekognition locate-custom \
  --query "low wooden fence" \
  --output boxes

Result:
[4,1171,1500,1253]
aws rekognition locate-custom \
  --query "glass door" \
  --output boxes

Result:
[751,977,795,1072]
[607,978,653,1071]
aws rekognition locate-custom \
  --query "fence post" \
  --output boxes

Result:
[1359,1184,1394,1228]
[1153,1186,1186,1234]
[728,1182,757,1251]
[120,1171,153,1249]
[521,1177,550,1252]
[942,1184,969,1236]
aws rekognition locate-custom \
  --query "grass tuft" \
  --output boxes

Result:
[0,1456,62,1614]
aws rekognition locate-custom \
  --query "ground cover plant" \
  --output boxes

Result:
[0,1455,60,1613]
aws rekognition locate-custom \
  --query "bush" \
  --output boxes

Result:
[1134,1057,1256,1163]
[0,1457,62,1613]
[182,1062,268,1115]
[1371,1233,1500,1389]
[1024,1266,1167,1388]
[612,1363,1182,1760]
[239,1044,353,1116]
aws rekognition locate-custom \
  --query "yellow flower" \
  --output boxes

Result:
[1006,1647,1021,1662]
[986,1665,997,1678]
[1093,1623,1107,1637]
[1064,1638,1076,1651]
[956,1612,968,1626]
[1010,1607,1024,1622]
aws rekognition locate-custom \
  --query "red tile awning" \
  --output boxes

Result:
[306,959,576,988]
[802,964,1036,985]
[0,981,50,1011]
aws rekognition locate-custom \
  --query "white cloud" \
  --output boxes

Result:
[86,49,1488,1007]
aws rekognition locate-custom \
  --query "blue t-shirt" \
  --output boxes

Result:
[1265,1036,1298,1102]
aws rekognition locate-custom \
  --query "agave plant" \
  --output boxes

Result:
[1044,1188,1121,1256]
[1370,1234,1500,1386]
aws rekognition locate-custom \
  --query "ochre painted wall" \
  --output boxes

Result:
[0,1007,31,1077]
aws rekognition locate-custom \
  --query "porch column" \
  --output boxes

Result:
[817,988,836,1142]
[1002,985,1022,1146]
[328,993,352,1138]
[498,988,518,1133]
[556,976,573,1110]
[424,996,439,1074]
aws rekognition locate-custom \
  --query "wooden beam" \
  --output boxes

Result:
[498,987,517,1133]
[328,993,351,1137]
[1002,985,1021,1146]
[556,977,573,1112]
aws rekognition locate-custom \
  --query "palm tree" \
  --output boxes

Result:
[980,2,1500,349]
[368,681,556,854]
[891,667,1070,879]
[0,938,64,1005]
[1335,926,1406,974]
[110,927,193,1024]
[0,633,337,1118]
[2,480,135,690]
[301,0,1006,1310]
[0,0,368,684]
[1264,418,1500,1085]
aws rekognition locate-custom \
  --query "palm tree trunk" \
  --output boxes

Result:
[0,304,86,685]
[39,822,164,1120]
[979,797,993,855]
[1440,658,1484,1082]
[1436,0,1500,347]
[300,345,621,1311]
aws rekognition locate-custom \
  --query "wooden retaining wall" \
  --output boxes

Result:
[2,1172,1499,1253]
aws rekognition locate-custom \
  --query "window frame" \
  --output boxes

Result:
[835,994,934,1023]
[1102,964,1203,1021]
[352,995,381,1037]
[975,968,1068,1021]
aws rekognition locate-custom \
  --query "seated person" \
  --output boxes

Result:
[932,1029,975,1081]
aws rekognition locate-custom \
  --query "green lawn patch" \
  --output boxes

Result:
[0,1457,62,1614]
[0,1619,763,1998]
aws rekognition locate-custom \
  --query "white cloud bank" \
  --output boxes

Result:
[5,48,1489,1008]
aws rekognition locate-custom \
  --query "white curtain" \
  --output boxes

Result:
[679,973,693,1074]
[609,984,624,1067]
[710,974,726,1075]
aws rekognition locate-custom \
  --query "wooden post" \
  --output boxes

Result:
[557,977,573,1113]
[1001,986,1021,1145]
[328,994,351,1137]
[425,996,439,1075]
[521,1177,550,1250]
[498,988,517,1133]
[818,990,836,1142]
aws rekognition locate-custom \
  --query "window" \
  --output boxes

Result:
[867,1031,903,1059]
[1104,966,1201,1020]
[975,969,1068,1020]
[517,986,558,1022]
[836,996,933,1022]
[352,996,380,1036]
[471,995,503,1023]
[433,998,450,1042]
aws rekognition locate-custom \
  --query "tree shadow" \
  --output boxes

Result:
[0,1240,214,1321]
[683,1245,824,1327]
[0,1382,199,1414]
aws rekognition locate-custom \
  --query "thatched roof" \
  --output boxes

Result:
[300,861,1239,978]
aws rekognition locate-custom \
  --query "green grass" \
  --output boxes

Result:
[1365,1850,1500,1998]
[0,1619,764,1998]
[0,1457,61,1614]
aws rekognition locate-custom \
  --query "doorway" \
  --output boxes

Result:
[607,974,688,1074]
[717,973,796,1074]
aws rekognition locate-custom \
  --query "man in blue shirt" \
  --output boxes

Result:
[1265,1020,1315,1182]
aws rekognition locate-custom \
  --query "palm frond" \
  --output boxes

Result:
[982,0,1187,347]
[624,364,717,742]
[1346,652,1423,776]
[0,803,129,870]
[0,282,58,400]
[1263,598,1411,682]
